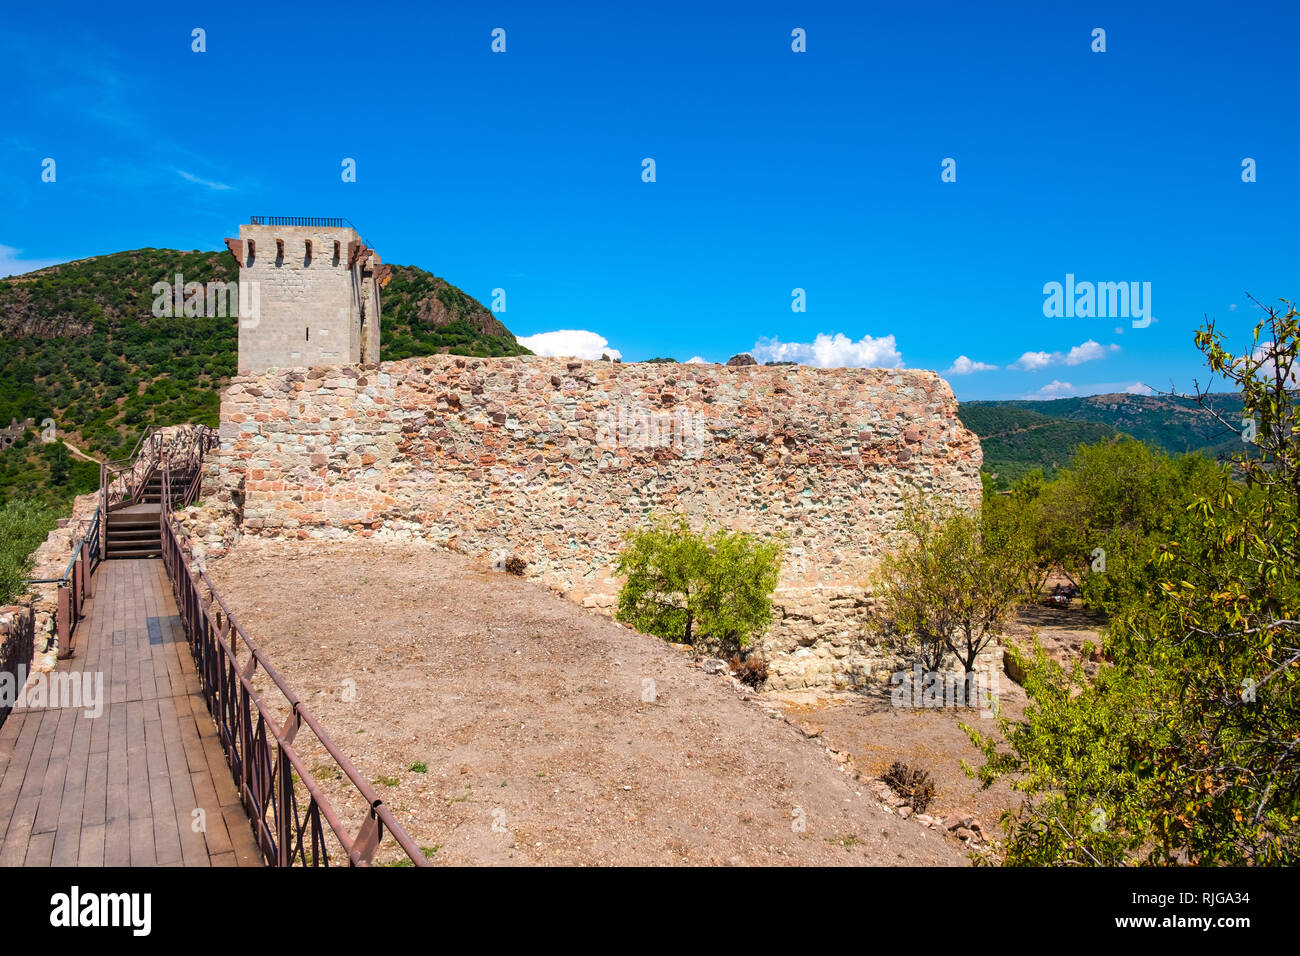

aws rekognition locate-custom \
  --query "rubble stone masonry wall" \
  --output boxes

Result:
[206,355,983,690]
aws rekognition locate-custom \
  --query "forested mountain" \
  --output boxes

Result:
[960,391,1250,487]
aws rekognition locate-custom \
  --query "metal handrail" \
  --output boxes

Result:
[249,216,355,229]
[25,508,101,585]
[21,507,101,659]
[159,458,428,867]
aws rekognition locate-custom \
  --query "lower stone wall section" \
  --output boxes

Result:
[204,354,984,689]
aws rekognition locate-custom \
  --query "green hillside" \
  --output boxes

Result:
[0,247,529,506]
[987,392,1246,454]
[960,391,1253,488]
[957,404,1120,485]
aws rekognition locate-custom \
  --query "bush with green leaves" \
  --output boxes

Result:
[614,517,781,654]
[0,498,58,605]
[968,298,1300,866]
[870,501,1032,675]
[983,437,1226,611]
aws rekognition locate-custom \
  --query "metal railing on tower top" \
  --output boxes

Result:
[248,216,356,229]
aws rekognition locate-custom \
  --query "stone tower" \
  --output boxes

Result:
[224,217,390,374]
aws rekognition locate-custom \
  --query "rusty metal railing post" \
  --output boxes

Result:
[80,541,91,601]
[71,553,82,626]
[277,744,292,865]
[56,585,71,659]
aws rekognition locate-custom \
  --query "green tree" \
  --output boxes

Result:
[614,516,782,653]
[984,438,1225,608]
[969,298,1300,865]
[871,501,1032,676]
[43,442,71,486]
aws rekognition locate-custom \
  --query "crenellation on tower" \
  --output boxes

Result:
[225,217,388,374]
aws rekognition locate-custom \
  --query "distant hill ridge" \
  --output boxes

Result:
[959,391,1248,486]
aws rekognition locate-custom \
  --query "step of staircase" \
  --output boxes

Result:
[105,504,162,558]
[107,515,160,528]
[108,528,160,542]
[105,546,162,559]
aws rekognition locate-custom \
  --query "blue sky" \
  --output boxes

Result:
[3,0,1296,400]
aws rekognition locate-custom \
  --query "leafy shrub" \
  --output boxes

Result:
[970,300,1300,865]
[983,438,1226,609]
[881,760,936,813]
[614,516,782,654]
[0,498,58,604]
[871,503,1031,674]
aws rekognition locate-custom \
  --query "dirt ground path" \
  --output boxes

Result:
[207,538,968,866]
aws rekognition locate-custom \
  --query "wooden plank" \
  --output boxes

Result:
[31,704,78,835]
[191,694,243,810]
[176,696,212,775]
[157,695,208,867]
[50,708,92,865]
[103,676,131,866]
[81,742,109,828]
[128,815,156,867]
[124,699,150,818]
[22,829,54,867]
[189,768,233,858]
[0,709,59,866]
[223,804,264,866]
[0,711,43,845]
[78,821,105,866]
[143,699,182,865]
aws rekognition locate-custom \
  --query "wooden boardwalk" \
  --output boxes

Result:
[0,559,262,866]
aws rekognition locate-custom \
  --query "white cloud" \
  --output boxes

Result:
[517,329,622,361]
[751,332,903,368]
[1013,350,1054,371]
[178,170,232,191]
[1023,380,1158,400]
[0,244,67,278]
[685,356,707,364]
[1012,339,1118,370]
[944,355,998,375]
[1064,340,1119,365]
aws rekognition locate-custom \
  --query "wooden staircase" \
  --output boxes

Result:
[100,426,214,561]
[105,470,163,559]
[105,468,195,559]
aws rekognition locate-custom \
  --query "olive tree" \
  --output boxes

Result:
[871,501,1032,681]
[614,516,782,654]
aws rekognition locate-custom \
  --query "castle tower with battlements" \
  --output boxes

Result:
[224,217,389,374]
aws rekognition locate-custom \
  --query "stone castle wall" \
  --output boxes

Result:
[204,355,983,689]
